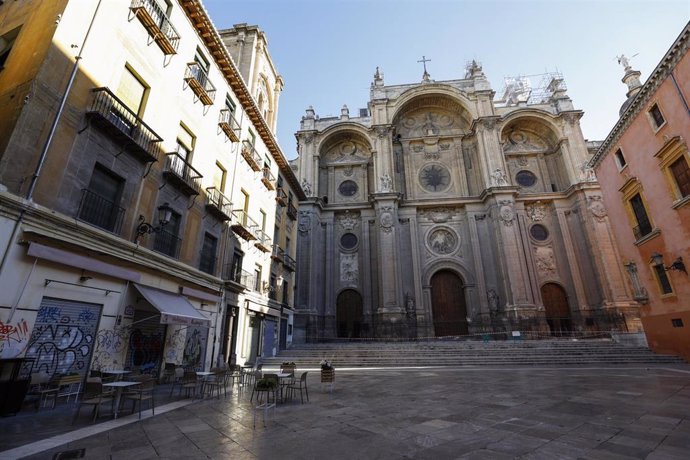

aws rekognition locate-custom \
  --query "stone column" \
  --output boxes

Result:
[372,195,403,336]
[408,213,425,336]
[475,117,508,188]
[493,194,534,309]
[468,212,490,324]
[555,209,588,309]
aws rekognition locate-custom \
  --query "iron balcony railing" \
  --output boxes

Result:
[254,229,270,253]
[230,209,259,241]
[275,187,287,206]
[283,253,297,272]
[205,187,232,221]
[77,189,125,234]
[240,140,262,171]
[287,202,297,220]
[271,244,285,262]
[164,150,202,195]
[223,265,254,290]
[218,109,240,142]
[86,87,162,162]
[184,62,216,105]
[261,167,276,191]
[153,228,181,259]
[632,221,653,240]
[129,0,180,55]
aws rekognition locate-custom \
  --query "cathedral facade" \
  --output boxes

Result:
[292,63,641,341]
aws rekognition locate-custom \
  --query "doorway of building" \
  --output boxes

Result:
[336,289,363,339]
[541,283,571,335]
[431,270,468,336]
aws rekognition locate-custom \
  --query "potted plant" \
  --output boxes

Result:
[320,359,335,383]
[280,361,296,375]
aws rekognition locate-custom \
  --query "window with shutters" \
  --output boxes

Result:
[154,208,181,258]
[619,177,657,243]
[78,164,125,233]
[116,66,148,117]
[199,233,218,275]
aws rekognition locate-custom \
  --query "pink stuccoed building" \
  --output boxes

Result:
[591,23,690,361]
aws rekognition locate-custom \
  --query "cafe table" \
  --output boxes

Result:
[103,381,141,419]
[101,370,131,381]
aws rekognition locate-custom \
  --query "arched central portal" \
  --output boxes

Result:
[336,289,363,338]
[541,283,571,336]
[430,270,468,336]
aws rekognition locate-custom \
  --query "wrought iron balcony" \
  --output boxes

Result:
[271,244,285,262]
[240,140,262,171]
[218,109,240,142]
[223,265,253,290]
[129,0,180,55]
[184,62,216,105]
[283,253,297,272]
[153,228,181,259]
[254,229,271,253]
[77,189,125,234]
[230,209,259,241]
[287,202,298,220]
[261,167,276,191]
[85,87,162,163]
[205,187,232,221]
[163,150,202,195]
[275,187,287,207]
[632,221,653,240]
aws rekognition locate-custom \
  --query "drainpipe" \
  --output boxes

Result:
[1,0,104,322]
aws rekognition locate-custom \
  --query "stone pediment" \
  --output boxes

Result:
[502,129,549,154]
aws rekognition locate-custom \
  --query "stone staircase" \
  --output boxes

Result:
[262,338,686,368]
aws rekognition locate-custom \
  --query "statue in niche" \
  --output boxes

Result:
[405,292,415,319]
[301,178,312,196]
[380,173,393,192]
[492,168,508,186]
[487,289,499,313]
[579,161,597,182]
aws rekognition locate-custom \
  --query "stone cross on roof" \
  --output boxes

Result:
[418,55,431,81]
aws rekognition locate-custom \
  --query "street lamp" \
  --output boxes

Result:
[134,202,173,243]
[650,252,687,275]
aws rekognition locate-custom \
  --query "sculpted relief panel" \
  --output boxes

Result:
[502,129,550,154]
[322,138,371,164]
[396,107,468,139]
[340,253,358,284]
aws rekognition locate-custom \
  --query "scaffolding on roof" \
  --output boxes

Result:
[496,71,566,106]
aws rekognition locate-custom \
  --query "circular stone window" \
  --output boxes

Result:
[419,164,451,192]
[530,224,549,241]
[340,233,358,250]
[338,180,358,197]
[515,170,537,187]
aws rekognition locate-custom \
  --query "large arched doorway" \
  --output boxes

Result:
[430,270,468,336]
[336,289,363,338]
[541,283,571,336]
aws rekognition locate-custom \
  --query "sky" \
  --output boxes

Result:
[202,0,689,160]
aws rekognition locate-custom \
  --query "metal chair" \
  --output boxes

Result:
[287,371,309,403]
[71,381,113,424]
[124,376,155,419]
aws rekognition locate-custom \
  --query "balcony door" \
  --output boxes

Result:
[78,164,124,233]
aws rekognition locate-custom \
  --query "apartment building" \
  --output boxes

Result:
[0,0,303,381]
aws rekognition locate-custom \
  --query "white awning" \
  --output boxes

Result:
[134,284,210,326]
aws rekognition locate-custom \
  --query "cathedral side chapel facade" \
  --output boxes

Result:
[292,62,641,341]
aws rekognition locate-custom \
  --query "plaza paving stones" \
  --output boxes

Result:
[1,365,690,459]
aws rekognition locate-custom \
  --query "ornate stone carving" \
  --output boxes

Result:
[517,156,529,166]
[534,246,557,277]
[428,228,458,255]
[579,161,597,182]
[439,142,451,151]
[374,126,391,138]
[526,201,547,222]
[561,112,580,125]
[424,150,440,160]
[478,117,497,131]
[298,211,311,235]
[503,130,548,153]
[411,143,424,153]
[303,133,314,144]
[491,168,508,186]
[487,289,499,314]
[498,200,515,227]
[587,195,608,221]
[405,292,415,319]
[343,166,354,177]
[340,253,358,283]
[301,178,312,196]
[338,212,359,231]
[421,207,453,223]
[380,173,393,192]
[475,214,487,221]
[379,206,394,233]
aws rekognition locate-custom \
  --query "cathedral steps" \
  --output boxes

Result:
[262,339,686,368]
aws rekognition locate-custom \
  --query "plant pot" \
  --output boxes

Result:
[320,369,335,383]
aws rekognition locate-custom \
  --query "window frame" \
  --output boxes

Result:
[199,232,218,275]
[647,102,666,132]
[654,135,690,208]
[619,177,657,244]
[614,148,627,171]
[0,26,21,71]
[651,262,674,297]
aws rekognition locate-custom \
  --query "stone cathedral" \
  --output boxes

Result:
[292,62,641,341]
